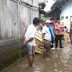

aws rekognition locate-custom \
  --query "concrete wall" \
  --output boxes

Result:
[0,0,18,39]
[0,0,39,40]
[0,0,4,39]
[60,0,72,32]
[0,38,27,71]
[0,0,39,71]
[19,2,39,37]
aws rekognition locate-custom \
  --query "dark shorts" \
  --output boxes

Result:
[26,43,35,56]
[56,35,62,40]
[44,40,51,52]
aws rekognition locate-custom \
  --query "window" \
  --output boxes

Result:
[66,16,68,19]
[61,16,64,20]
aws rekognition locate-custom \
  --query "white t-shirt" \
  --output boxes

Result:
[24,24,36,46]
[42,25,51,41]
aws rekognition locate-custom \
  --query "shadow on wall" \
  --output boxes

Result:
[0,39,28,71]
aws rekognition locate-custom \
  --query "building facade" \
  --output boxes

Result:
[60,0,72,32]
[47,0,71,31]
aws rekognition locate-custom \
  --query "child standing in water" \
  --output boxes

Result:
[69,22,72,47]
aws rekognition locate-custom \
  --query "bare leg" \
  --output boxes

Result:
[43,48,46,58]
[28,55,33,67]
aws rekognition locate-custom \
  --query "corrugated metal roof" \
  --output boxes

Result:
[39,9,47,15]
[46,0,69,15]
[51,0,69,10]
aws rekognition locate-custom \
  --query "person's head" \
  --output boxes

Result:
[42,20,45,25]
[65,26,67,29]
[45,20,51,27]
[57,18,60,24]
[51,20,55,26]
[40,20,42,23]
[40,27,42,30]
[71,21,72,27]
[33,17,40,26]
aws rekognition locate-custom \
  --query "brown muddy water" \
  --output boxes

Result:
[6,42,72,72]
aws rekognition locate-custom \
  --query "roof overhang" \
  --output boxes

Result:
[39,9,47,15]
[47,0,69,15]
[51,0,69,10]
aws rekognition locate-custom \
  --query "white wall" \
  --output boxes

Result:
[0,0,39,39]
[0,0,18,39]
[60,0,72,32]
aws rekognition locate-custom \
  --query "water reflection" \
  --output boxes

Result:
[61,48,71,63]
[6,43,72,72]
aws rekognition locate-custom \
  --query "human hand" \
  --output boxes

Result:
[23,40,27,45]
[42,39,44,44]
[43,49,46,52]
[57,28,60,31]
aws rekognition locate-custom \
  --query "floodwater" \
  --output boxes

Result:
[6,42,72,72]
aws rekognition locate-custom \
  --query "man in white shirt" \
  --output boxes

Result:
[42,20,51,58]
[24,17,40,67]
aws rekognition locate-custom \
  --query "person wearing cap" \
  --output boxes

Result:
[55,18,64,48]
[49,20,55,50]
[51,20,55,26]
[42,20,51,58]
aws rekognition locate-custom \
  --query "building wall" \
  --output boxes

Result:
[0,0,39,71]
[0,0,3,39]
[60,0,72,32]
[19,1,39,37]
[0,0,18,39]
[0,0,39,40]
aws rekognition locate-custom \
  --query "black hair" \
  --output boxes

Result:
[40,27,42,30]
[57,18,60,20]
[33,17,40,24]
[40,19,42,23]
[50,18,53,20]
[65,26,67,28]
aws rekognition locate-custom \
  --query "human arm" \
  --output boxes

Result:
[42,26,46,43]
[55,24,60,31]
[42,33,45,43]
[53,28,55,38]
[25,30,36,44]
[23,25,36,45]
[59,24,64,28]
[24,37,33,45]
[24,34,35,45]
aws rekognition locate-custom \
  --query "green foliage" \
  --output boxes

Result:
[66,16,68,19]
[41,14,50,20]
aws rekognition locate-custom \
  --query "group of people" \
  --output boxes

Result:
[24,17,72,67]
[42,18,65,58]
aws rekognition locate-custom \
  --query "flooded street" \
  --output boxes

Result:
[6,43,72,72]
